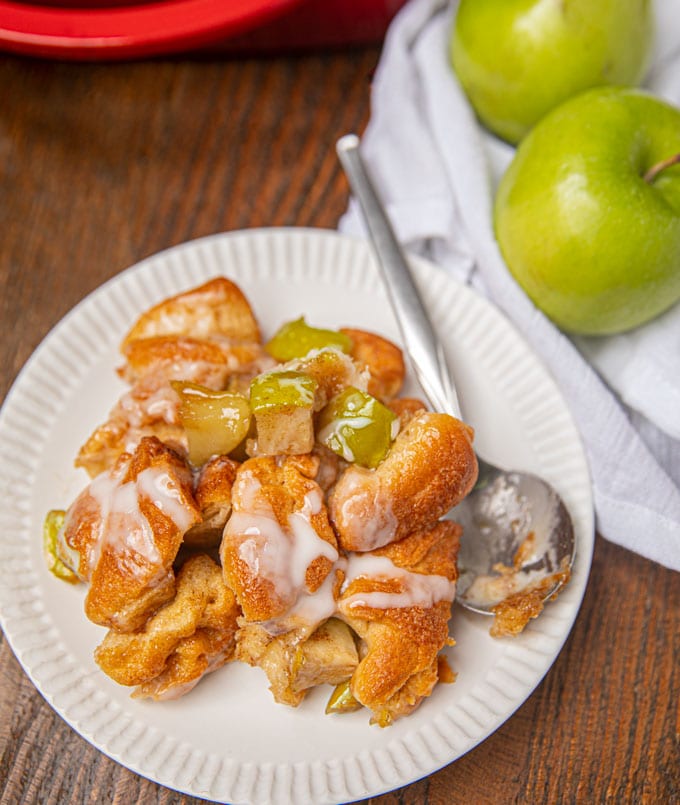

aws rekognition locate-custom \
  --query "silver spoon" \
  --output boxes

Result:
[336,133,575,616]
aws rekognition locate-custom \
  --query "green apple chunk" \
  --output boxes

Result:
[43,509,79,584]
[172,381,251,466]
[265,317,353,361]
[451,0,652,144]
[317,387,398,469]
[494,88,680,335]
[249,370,318,455]
[325,680,362,714]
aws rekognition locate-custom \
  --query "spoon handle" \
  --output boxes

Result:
[336,134,462,419]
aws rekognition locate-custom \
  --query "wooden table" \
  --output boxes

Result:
[0,45,677,805]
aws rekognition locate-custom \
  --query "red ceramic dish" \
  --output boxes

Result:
[0,0,406,60]
[0,0,303,60]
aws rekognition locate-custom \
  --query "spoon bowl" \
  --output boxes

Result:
[336,133,575,616]
[452,459,574,614]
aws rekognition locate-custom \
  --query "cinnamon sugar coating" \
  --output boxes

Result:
[340,327,405,401]
[329,412,478,552]
[95,554,240,699]
[338,520,461,726]
[62,437,201,632]
[220,454,339,623]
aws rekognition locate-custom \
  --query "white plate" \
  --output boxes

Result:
[0,228,594,805]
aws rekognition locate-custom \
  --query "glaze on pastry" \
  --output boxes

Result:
[48,276,483,725]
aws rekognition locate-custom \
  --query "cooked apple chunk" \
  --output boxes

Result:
[292,617,358,693]
[326,680,362,714]
[42,509,79,585]
[172,381,251,467]
[249,370,317,455]
[265,317,353,361]
[317,387,399,469]
[236,617,358,706]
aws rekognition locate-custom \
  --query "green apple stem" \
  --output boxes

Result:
[643,152,680,184]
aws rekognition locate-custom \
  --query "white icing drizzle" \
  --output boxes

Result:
[135,467,197,532]
[263,556,349,635]
[316,416,373,464]
[118,381,180,429]
[340,553,456,611]
[256,372,316,406]
[225,471,339,626]
[336,468,398,551]
[62,461,194,579]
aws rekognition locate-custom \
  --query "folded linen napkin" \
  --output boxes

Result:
[339,0,680,571]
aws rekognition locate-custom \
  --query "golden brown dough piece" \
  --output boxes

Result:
[329,412,478,552]
[59,437,202,632]
[121,277,261,347]
[337,520,461,726]
[223,454,353,707]
[236,612,357,707]
[284,348,369,411]
[489,560,572,638]
[220,454,340,624]
[386,397,427,428]
[184,455,239,549]
[311,444,347,494]
[248,372,316,458]
[77,277,269,478]
[95,554,240,700]
[340,328,405,401]
[119,335,268,387]
[75,373,186,478]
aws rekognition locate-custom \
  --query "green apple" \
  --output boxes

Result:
[494,88,680,335]
[451,0,652,144]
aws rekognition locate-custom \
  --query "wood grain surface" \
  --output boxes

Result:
[0,47,678,805]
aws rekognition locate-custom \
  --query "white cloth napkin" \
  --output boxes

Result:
[339,0,680,571]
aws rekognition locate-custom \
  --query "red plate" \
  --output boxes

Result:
[0,0,407,60]
[0,0,305,60]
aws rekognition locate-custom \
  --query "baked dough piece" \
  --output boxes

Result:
[386,397,427,428]
[119,334,268,387]
[220,454,340,624]
[75,372,187,478]
[338,519,461,726]
[95,554,240,700]
[184,454,240,549]
[76,277,269,478]
[59,436,202,631]
[222,455,355,705]
[311,443,346,494]
[283,348,369,411]
[340,328,405,401]
[121,277,261,347]
[329,412,478,552]
[236,605,357,707]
